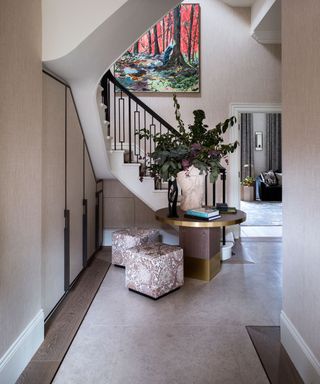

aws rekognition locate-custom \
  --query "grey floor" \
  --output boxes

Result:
[53,241,282,384]
[240,201,282,226]
[241,226,282,237]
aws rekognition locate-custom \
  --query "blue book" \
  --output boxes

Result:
[184,214,221,221]
[185,207,219,218]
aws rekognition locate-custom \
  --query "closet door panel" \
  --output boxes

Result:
[66,89,84,284]
[97,181,104,248]
[42,74,65,316]
[99,193,103,246]
[85,148,96,259]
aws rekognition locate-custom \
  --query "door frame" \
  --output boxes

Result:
[228,103,282,211]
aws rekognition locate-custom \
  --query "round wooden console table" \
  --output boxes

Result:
[155,208,246,281]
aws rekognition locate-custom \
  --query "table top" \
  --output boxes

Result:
[155,208,246,228]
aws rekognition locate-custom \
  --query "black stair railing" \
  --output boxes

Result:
[100,69,226,211]
[100,70,180,171]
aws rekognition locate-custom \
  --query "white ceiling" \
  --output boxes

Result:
[220,0,281,44]
[219,0,256,6]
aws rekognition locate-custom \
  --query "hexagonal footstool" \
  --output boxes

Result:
[125,243,184,299]
[112,228,160,267]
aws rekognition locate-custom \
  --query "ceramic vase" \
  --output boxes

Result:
[176,166,206,211]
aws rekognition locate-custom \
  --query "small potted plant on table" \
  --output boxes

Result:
[241,176,255,201]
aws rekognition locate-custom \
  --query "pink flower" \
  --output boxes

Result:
[191,143,201,151]
[182,159,190,169]
[208,149,221,158]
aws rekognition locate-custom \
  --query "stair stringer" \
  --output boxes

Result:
[101,108,180,246]
[108,147,168,212]
[105,139,179,246]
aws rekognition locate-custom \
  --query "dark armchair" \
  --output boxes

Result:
[255,173,282,201]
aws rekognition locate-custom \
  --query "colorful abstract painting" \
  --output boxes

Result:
[114,4,200,93]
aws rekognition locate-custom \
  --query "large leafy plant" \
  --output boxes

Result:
[139,95,238,183]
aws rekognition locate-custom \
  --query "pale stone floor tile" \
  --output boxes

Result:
[240,201,282,226]
[54,324,269,384]
[241,225,282,237]
[53,241,282,384]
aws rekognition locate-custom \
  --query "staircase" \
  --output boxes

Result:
[100,70,180,211]
[100,70,229,211]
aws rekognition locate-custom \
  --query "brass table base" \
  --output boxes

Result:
[155,208,246,281]
[184,253,221,281]
[179,227,221,281]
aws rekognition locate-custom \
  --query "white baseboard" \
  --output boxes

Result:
[0,309,44,384]
[280,310,320,383]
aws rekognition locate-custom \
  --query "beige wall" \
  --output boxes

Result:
[282,0,320,370]
[0,0,42,357]
[104,180,162,229]
[103,179,177,244]
[139,0,281,131]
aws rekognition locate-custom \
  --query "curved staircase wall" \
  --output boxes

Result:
[42,0,129,61]
[44,0,182,180]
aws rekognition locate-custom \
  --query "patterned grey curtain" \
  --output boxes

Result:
[266,113,282,171]
[240,113,254,180]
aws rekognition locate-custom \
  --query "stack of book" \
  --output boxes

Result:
[214,203,237,214]
[184,207,221,221]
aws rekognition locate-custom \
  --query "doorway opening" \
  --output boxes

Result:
[228,104,282,238]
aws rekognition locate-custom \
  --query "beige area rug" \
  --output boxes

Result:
[223,240,255,264]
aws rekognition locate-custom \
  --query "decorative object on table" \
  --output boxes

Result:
[125,243,184,299]
[215,203,228,211]
[114,4,200,93]
[241,176,255,202]
[112,228,160,267]
[138,95,238,213]
[167,177,178,218]
[185,207,219,219]
[213,203,237,214]
[218,207,237,214]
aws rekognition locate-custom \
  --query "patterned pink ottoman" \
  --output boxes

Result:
[112,228,160,267]
[125,243,184,299]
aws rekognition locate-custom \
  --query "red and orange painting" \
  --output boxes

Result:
[114,4,200,93]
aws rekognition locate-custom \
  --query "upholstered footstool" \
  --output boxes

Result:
[125,243,184,299]
[112,228,160,267]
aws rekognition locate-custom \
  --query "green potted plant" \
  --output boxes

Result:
[139,95,238,215]
[241,176,255,201]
